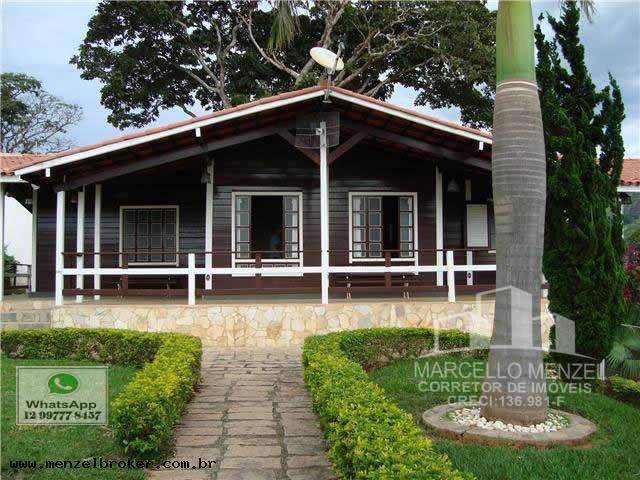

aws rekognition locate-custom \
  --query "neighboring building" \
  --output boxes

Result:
[0,86,495,305]
[1,154,45,292]
[4,196,31,265]
[619,158,640,238]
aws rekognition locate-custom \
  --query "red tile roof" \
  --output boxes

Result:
[3,86,492,176]
[329,86,492,140]
[1,153,51,176]
[621,158,640,186]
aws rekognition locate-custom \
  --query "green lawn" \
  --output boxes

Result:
[370,355,640,480]
[1,356,143,480]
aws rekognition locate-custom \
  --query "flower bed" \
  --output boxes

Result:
[0,328,201,454]
[302,328,474,480]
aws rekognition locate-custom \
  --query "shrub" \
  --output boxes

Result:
[337,328,471,370]
[112,334,201,453]
[597,375,640,406]
[0,328,201,454]
[303,328,473,480]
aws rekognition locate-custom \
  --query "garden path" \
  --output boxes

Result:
[148,347,333,480]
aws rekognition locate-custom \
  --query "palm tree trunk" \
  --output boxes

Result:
[480,0,549,425]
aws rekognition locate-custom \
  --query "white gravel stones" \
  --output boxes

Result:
[448,407,569,433]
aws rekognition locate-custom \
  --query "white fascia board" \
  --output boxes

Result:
[15,90,326,176]
[618,185,640,193]
[0,176,26,184]
[328,90,493,144]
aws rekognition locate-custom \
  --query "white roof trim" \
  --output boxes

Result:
[0,175,27,184]
[15,87,491,176]
[618,185,640,193]
[15,89,325,176]
[328,90,492,144]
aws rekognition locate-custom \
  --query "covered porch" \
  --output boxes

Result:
[4,86,497,307]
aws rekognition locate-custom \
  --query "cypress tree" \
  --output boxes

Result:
[536,3,626,363]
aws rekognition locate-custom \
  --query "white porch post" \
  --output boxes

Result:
[319,121,329,305]
[94,184,101,300]
[464,179,473,286]
[205,160,214,291]
[446,250,456,303]
[0,183,5,302]
[55,190,66,306]
[188,253,196,306]
[435,167,444,286]
[76,188,85,303]
[31,186,38,293]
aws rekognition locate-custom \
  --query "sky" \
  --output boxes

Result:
[1,0,639,156]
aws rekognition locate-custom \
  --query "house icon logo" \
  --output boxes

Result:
[430,285,593,361]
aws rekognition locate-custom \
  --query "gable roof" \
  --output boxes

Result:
[9,85,491,177]
[1,153,51,176]
[621,158,640,186]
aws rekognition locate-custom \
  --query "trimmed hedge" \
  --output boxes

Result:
[0,328,201,454]
[302,328,474,480]
[0,328,163,366]
[337,327,472,370]
[597,375,640,406]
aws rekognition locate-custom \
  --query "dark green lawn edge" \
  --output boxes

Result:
[0,328,201,455]
[302,328,474,480]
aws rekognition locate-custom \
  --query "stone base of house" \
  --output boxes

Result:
[2,296,553,348]
[1,297,53,331]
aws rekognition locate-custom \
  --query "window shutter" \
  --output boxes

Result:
[466,204,488,248]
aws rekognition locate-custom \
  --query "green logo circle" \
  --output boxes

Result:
[48,373,79,395]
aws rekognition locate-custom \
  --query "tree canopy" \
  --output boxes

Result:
[71,0,495,129]
[537,3,626,362]
[0,73,82,153]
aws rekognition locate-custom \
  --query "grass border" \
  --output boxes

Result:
[0,328,201,455]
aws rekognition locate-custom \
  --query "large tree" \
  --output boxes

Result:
[71,0,495,129]
[0,73,82,153]
[479,0,549,425]
[537,3,626,364]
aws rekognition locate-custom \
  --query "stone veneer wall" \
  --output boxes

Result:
[1,298,54,330]
[44,300,553,348]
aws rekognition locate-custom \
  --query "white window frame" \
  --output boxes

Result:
[348,191,419,263]
[231,191,304,276]
[119,205,180,266]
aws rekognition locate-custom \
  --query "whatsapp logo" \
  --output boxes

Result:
[48,373,79,395]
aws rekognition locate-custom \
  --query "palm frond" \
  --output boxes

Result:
[619,358,640,380]
[268,0,299,51]
[607,340,630,368]
[560,0,596,22]
[608,323,640,380]
[578,0,596,22]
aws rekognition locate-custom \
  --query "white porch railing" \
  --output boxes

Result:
[58,249,496,306]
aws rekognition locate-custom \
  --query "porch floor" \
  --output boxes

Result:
[2,292,494,310]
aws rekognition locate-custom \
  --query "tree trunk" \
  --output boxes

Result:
[480,0,549,425]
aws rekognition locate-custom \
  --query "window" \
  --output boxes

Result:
[466,203,489,248]
[232,192,303,266]
[349,192,417,261]
[120,206,179,265]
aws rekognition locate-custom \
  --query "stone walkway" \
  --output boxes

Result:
[148,348,334,480]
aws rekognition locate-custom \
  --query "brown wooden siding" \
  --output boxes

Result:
[35,135,494,293]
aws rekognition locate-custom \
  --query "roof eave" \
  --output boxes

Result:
[14,87,492,177]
